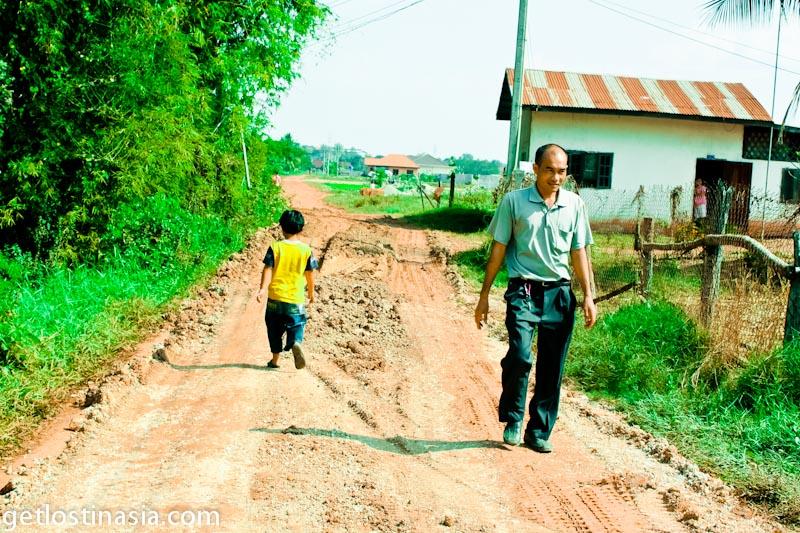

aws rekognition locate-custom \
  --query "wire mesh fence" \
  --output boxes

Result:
[502,172,796,360]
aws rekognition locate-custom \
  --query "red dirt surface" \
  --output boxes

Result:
[0,176,787,532]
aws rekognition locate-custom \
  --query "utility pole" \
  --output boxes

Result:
[761,6,784,239]
[505,0,529,189]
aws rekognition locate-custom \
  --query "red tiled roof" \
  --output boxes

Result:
[500,69,771,123]
[364,154,420,169]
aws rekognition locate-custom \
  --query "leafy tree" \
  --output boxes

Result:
[264,135,311,174]
[340,150,364,172]
[0,0,327,261]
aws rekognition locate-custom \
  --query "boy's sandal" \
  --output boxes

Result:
[291,344,306,370]
[267,361,280,369]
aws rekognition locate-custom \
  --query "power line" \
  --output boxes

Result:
[327,0,423,34]
[588,0,800,77]
[597,0,800,65]
[310,0,429,49]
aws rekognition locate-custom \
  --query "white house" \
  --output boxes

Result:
[497,69,800,228]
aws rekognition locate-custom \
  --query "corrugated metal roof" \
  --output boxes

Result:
[364,154,419,169]
[500,69,772,123]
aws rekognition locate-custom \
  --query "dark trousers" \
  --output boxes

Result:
[265,300,307,354]
[499,279,576,441]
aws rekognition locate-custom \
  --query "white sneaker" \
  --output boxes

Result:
[291,343,306,370]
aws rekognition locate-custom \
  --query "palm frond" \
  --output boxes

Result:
[704,0,800,26]
[779,81,800,127]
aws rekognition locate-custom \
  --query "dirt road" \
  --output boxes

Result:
[1,177,785,532]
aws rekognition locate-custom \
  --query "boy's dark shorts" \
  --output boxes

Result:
[265,300,307,353]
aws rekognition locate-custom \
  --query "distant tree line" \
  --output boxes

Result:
[0,0,327,262]
[447,154,502,175]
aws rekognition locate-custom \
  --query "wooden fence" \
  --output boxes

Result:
[638,183,800,345]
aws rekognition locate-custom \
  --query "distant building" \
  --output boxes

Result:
[364,154,420,176]
[410,153,454,177]
[497,68,799,225]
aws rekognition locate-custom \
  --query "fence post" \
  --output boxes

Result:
[448,171,455,208]
[699,183,733,327]
[639,217,654,297]
[784,231,800,344]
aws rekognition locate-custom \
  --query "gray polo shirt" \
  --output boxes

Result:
[488,186,593,281]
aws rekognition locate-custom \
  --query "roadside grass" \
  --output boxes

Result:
[312,177,495,222]
[0,192,284,454]
[316,182,365,193]
[568,301,800,524]
[328,192,425,215]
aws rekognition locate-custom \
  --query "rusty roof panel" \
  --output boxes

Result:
[657,79,700,116]
[564,72,595,109]
[691,81,733,118]
[532,87,553,106]
[619,76,660,113]
[581,74,617,110]
[501,68,771,123]
[724,83,772,121]
[716,83,752,119]
[603,75,637,111]
[639,78,678,115]
[545,71,574,106]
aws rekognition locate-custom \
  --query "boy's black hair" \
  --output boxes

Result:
[279,210,305,235]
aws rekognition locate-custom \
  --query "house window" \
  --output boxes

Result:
[743,126,800,161]
[566,151,613,189]
[407,170,414,175]
[781,168,800,203]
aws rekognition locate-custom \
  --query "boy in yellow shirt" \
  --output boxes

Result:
[256,210,317,369]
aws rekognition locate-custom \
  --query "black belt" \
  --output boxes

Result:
[509,278,571,289]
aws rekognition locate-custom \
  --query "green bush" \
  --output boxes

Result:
[568,301,707,398]
[457,189,493,210]
[400,207,493,234]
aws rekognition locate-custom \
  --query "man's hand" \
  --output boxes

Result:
[475,294,489,329]
[582,297,597,329]
[256,289,265,303]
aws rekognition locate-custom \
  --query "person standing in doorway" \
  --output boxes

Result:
[693,178,708,229]
[474,143,597,453]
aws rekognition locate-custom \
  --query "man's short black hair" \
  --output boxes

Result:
[279,209,305,235]
[534,143,567,165]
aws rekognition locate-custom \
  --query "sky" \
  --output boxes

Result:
[268,0,800,161]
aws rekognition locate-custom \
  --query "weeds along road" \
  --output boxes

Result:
[2,176,785,532]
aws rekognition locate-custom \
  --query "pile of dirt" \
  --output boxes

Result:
[309,220,409,390]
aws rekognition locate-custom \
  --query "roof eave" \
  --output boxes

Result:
[518,105,773,127]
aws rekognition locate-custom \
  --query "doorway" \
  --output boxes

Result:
[694,158,753,231]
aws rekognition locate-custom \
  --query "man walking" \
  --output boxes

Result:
[475,144,597,453]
